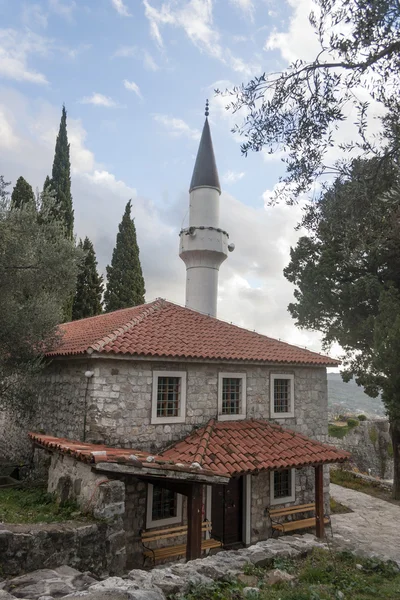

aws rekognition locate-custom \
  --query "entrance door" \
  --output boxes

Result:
[211,477,243,547]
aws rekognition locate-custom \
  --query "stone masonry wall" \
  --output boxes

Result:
[80,359,328,451]
[250,466,330,544]
[6,358,327,461]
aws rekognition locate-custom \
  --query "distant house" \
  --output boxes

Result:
[27,109,348,569]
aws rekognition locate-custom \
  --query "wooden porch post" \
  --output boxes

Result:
[186,482,203,561]
[315,464,324,539]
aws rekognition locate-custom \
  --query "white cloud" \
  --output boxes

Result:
[222,170,245,184]
[143,50,159,71]
[22,3,49,28]
[113,46,159,71]
[229,0,254,20]
[48,0,76,20]
[0,106,19,149]
[153,114,200,140]
[111,0,131,17]
[264,0,320,63]
[0,29,49,84]
[80,93,119,108]
[123,79,142,99]
[143,0,261,76]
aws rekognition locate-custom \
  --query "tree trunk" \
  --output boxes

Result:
[391,419,400,500]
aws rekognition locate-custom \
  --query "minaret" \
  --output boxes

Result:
[179,101,232,317]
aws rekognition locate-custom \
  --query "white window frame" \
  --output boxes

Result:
[270,373,295,418]
[218,372,247,421]
[151,370,187,424]
[270,469,296,505]
[146,483,183,528]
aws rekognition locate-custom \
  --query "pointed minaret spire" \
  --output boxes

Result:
[189,101,221,194]
[179,102,232,318]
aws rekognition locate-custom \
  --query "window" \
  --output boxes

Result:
[270,373,294,418]
[270,469,296,505]
[151,371,187,424]
[146,484,183,528]
[218,373,246,421]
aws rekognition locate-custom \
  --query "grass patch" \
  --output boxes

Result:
[0,486,87,524]
[175,548,400,600]
[329,496,352,514]
[328,417,359,439]
[330,469,399,506]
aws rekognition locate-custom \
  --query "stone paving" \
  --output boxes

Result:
[330,482,400,564]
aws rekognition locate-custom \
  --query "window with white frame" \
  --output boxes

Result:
[270,373,294,418]
[146,484,183,528]
[151,371,187,424]
[270,469,296,505]
[218,373,246,420]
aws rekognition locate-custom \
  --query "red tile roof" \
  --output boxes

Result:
[47,299,338,366]
[28,433,225,478]
[161,419,350,476]
[29,421,349,479]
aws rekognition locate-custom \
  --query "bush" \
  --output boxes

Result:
[347,418,359,428]
[358,414,367,421]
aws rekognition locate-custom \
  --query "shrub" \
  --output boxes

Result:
[358,414,367,421]
[347,418,359,428]
[369,425,378,446]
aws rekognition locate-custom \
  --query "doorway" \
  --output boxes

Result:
[211,476,243,547]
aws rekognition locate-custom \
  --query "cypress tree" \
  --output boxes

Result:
[10,176,36,210]
[104,200,145,312]
[72,237,103,320]
[50,105,74,239]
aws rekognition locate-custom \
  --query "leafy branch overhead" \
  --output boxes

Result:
[219,0,400,203]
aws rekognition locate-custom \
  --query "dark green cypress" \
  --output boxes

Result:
[50,105,74,239]
[72,237,103,320]
[104,200,145,312]
[10,176,36,210]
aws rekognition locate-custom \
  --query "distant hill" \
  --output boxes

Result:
[327,373,385,418]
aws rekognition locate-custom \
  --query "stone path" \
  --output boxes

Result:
[330,483,400,564]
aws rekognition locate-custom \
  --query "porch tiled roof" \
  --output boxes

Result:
[161,419,350,476]
[27,433,225,478]
[46,298,339,366]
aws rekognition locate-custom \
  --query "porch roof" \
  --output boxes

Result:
[161,419,350,476]
[28,432,229,484]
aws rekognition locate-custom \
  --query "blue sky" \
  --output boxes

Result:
[0,0,339,358]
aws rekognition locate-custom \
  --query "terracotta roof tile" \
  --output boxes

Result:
[27,433,224,478]
[47,299,338,366]
[161,419,350,476]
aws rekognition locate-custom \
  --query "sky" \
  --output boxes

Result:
[0,0,341,360]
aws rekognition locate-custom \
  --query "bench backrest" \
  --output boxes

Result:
[141,521,212,543]
[269,503,316,518]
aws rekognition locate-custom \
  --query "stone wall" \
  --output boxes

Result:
[328,419,393,479]
[0,520,124,578]
[3,358,328,463]
[250,466,330,544]
[33,358,327,452]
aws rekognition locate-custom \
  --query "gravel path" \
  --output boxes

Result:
[330,482,400,564]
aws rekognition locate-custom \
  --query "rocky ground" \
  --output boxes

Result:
[0,535,327,600]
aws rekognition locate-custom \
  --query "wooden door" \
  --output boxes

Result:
[211,477,243,547]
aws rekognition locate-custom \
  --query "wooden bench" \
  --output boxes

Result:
[268,502,331,535]
[141,521,222,566]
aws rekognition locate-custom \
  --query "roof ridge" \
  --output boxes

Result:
[89,299,166,353]
[192,418,216,466]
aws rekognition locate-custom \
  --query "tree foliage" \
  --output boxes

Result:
[72,237,103,321]
[10,176,36,211]
[284,157,400,497]
[48,105,74,238]
[0,177,81,412]
[220,0,400,203]
[104,200,145,312]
